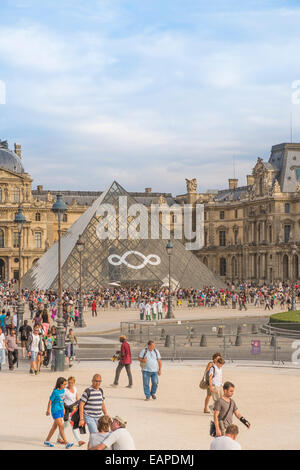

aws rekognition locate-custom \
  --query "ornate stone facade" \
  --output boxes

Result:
[192,143,300,283]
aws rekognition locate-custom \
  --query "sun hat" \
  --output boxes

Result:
[112,415,127,426]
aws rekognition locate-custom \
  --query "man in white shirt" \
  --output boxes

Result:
[210,424,242,450]
[89,415,135,450]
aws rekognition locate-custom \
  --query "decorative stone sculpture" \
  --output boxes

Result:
[185,178,197,193]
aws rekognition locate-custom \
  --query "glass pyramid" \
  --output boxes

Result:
[23,181,225,291]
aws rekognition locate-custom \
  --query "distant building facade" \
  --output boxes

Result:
[0,139,299,284]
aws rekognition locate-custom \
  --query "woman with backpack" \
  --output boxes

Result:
[201,352,222,414]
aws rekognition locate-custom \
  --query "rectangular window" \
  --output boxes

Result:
[13,189,20,203]
[35,232,42,249]
[219,231,226,246]
[296,169,300,180]
[285,203,290,214]
[284,225,291,243]
[13,232,19,248]
[235,209,238,219]
[220,211,225,220]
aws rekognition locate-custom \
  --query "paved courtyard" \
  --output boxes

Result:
[1,359,300,450]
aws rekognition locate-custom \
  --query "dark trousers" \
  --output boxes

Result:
[114,362,133,386]
[8,349,18,369]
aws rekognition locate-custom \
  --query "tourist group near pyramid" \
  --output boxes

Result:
[23,181,224,291]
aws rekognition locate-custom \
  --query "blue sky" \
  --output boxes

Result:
[1,0,300,193]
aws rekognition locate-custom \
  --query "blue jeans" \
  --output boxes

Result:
[142,371,158,398]
[84,414,100,434]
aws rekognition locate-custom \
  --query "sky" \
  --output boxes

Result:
[1,0,300,194]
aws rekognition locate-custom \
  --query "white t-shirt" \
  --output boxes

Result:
[64,386,77,406]
[102,428,136,450]
[209,364,223,387]
[89,432,112,450]
[31,334,40,352]
[0,332,6,349]
[210,436,241,450]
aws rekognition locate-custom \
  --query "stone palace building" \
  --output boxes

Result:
[0,138,299,284]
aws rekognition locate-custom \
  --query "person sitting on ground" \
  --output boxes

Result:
[89,415,135,450]
[210,424,242,450]
[88,415,112,450]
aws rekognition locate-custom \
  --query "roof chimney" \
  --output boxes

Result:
[247,175,255,186]
[14,143,22,159]
[228,178,238,190]
[145,188,152,193]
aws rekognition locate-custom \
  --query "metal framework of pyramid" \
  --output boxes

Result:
[23,181,225,291]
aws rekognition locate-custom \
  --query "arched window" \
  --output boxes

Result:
[35,212,41,222]
[220,258,226,276]
[0,229,4,248]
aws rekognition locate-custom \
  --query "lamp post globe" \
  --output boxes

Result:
[76,234,86,328]
[52,193,67,371]
[166,240,175,319]
[14,206,26,332]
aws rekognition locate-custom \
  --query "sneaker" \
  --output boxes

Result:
[145,397,150,401]
[78,441,85,447]
[29,369,34,374]
[35,371,38,375]
[110,384,118,387]
[57,439,65,444]
[66,443,74,449]
[44,441,54,448]
[151,395,157,400]
[126,385,132,388]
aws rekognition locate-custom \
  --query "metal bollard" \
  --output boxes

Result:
[200,334,207,347]
[217,326,223,337]
[235,335,242,346]
[237,325,242,335]
[165,335,171,347]
[270,335,275,347]
[160,328,166,340]
[251,324,258,334]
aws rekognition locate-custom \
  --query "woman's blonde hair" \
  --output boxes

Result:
[68,376,76,382]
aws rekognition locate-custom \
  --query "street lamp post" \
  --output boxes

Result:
[14,207,26,333]
[291,243,297,311]
[76,234,86,327]
[52,194,67,371]
[166,240,175,319]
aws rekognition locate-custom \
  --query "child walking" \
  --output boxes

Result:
[44,377,74,449]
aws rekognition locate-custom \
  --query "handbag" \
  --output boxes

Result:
[209,399,232,437]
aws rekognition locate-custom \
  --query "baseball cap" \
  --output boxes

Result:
[119,335,127,341]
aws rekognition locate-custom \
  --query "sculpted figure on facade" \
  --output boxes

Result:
[185,178,197,193]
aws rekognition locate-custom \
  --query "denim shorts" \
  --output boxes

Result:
[52,410,64,420]
[31,351,38,361]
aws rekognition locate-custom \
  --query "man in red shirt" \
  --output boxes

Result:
[111,335,133,388]
[92,299,97,317]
